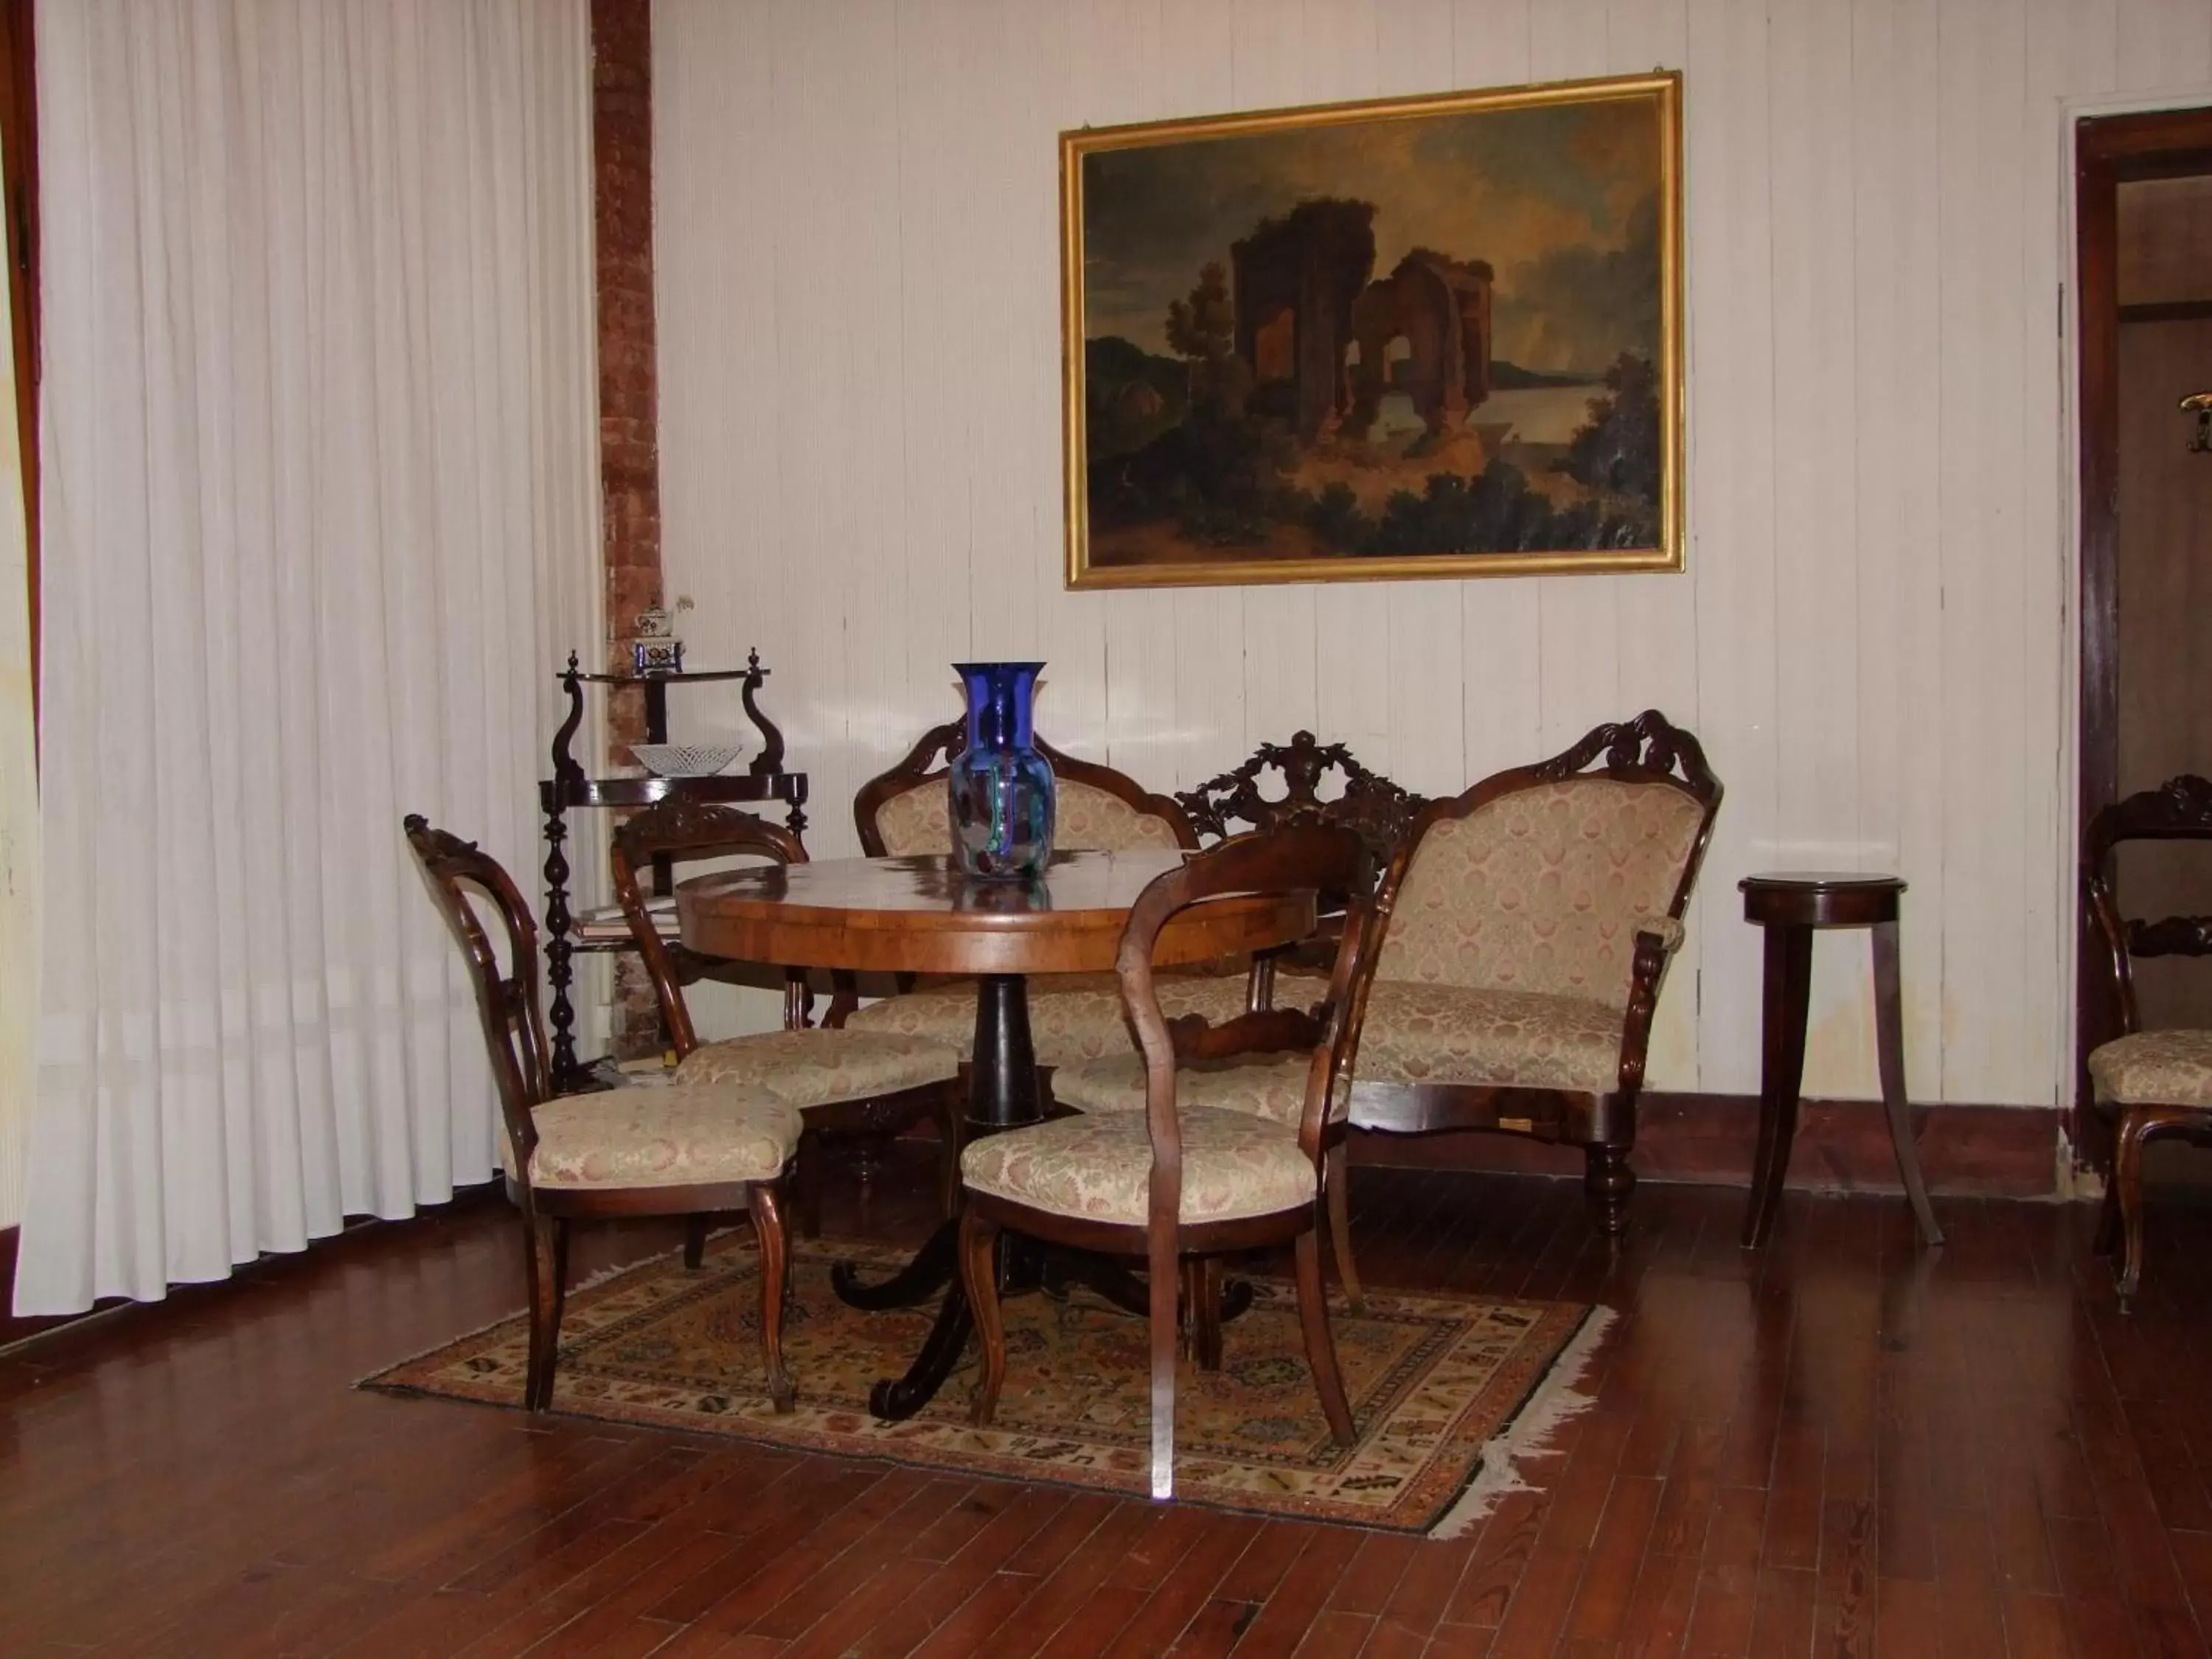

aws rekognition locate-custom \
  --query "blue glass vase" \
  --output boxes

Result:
[948,661,1056,880]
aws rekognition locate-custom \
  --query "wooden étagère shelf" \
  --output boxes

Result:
[538,648,808,1093]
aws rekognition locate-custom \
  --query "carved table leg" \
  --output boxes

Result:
[1872,919,1944,1247]
[1742,922,1813,1248]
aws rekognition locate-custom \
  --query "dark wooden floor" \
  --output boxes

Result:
[7,1153,2212,1659]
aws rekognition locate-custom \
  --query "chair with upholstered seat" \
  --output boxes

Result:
[2083,775,2212,1310]
[960,825,1374,1499]
[841,719,1253,1066]
[608,799,964,1229]
[1337,712,1722,1270]
[404,815,802,1413]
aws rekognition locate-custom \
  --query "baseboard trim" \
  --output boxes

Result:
[0,1223,86,1349]
[1346,1093,2064,1199]
[0,1184,512,1355]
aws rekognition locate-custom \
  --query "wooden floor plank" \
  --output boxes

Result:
[17,1165,2212,1659]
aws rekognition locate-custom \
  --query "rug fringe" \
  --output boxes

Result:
[1427,1302,1617,1540]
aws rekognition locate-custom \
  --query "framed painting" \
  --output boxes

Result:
[1062,71,1682,590]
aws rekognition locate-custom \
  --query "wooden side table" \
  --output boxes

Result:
[1739,872,1944,1248]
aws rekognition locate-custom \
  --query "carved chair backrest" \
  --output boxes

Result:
[1371,712,1722,1010]
[403,815,547,1179]
[855,717,1197,858]
[2082,774,2212,1037]
[1118,826,1376,1185]
[1175,731,1425,875]
[609,801,810,1055]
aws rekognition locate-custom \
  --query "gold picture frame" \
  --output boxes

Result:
[1062,71,1683,590]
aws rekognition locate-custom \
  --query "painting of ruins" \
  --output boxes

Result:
[1061,72,1682,589]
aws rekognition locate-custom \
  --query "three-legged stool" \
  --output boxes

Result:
[1739,872,1944,1248]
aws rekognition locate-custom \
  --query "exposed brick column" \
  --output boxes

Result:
[592,0,663,1060]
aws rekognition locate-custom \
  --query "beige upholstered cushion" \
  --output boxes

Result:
[961,1107,1317,1224]
[872,781,953,858]
[1377,779,1703,1009]
[1350,979,1624,1094]
[2090,1030,2212,1108]
[1055,779,1186,851]
[1051,1051,1322,1127]
[871,776,1181,858]
[527,1085,801,1190]
[848,968,1253,1066]
[671,1029,959,1107]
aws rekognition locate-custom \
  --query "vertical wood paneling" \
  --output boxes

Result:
[653,0,2212,1106]
[1935,1,2030,1102]
[1771,0,1871,1097]
[1681,0,1778,1096]
[1851,0,1947,1112]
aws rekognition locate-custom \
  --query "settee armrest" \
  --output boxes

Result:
[1615,919,1685,1093]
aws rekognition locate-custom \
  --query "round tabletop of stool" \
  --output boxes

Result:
[1739,871,1905,928]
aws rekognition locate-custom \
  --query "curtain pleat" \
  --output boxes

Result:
[15,0,598,1314]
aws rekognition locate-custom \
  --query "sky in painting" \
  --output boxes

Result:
[1081,94,1661,376]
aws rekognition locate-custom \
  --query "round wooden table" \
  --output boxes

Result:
[678,849,1318,1419]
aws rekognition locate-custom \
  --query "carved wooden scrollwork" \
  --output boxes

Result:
[1532,707,1720,798]
[1175,731,1425,870]
[611,797,804,869]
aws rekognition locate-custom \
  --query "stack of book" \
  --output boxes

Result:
[571,895,678,945]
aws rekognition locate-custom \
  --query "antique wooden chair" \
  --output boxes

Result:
[1335,712,1721,1274]
[2084,775,2212,1310]
[608,799,964,1231]
[959,825,1373,1499]
[404,815,801,1412]
[842,719,1254,1066]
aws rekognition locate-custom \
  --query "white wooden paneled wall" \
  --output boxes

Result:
[653,0,2212,1107]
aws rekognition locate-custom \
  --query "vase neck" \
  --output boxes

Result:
[955,661,1042,753]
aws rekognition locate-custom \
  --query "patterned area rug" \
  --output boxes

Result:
[364,1233,1609,1536]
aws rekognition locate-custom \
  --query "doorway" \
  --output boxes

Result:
[2074,107,2212,1172]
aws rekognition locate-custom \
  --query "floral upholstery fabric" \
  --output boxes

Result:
[872,782,953,857]
[2090,1029,2212,1108]
[1377,779,1704,1009]
[671,1029,958,1107]
[1349,980,1624,1094]
[1054,779,1186,851]
[527,1085,801,1190]
[1051,1051,1338,1127]
[961,1106,1318,1224]
[848,968,1253,1066]
[870,776,1182,857]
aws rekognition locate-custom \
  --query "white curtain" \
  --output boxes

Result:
[13,0,600,1314]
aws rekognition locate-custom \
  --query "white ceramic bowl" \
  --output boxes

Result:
[627,742,744,778]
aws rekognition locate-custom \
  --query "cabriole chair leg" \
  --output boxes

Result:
[1324,1141,1363,1312]
[524,1212,568,1413]
[751,1181,796,1411]
[960,1208,1006,1427]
